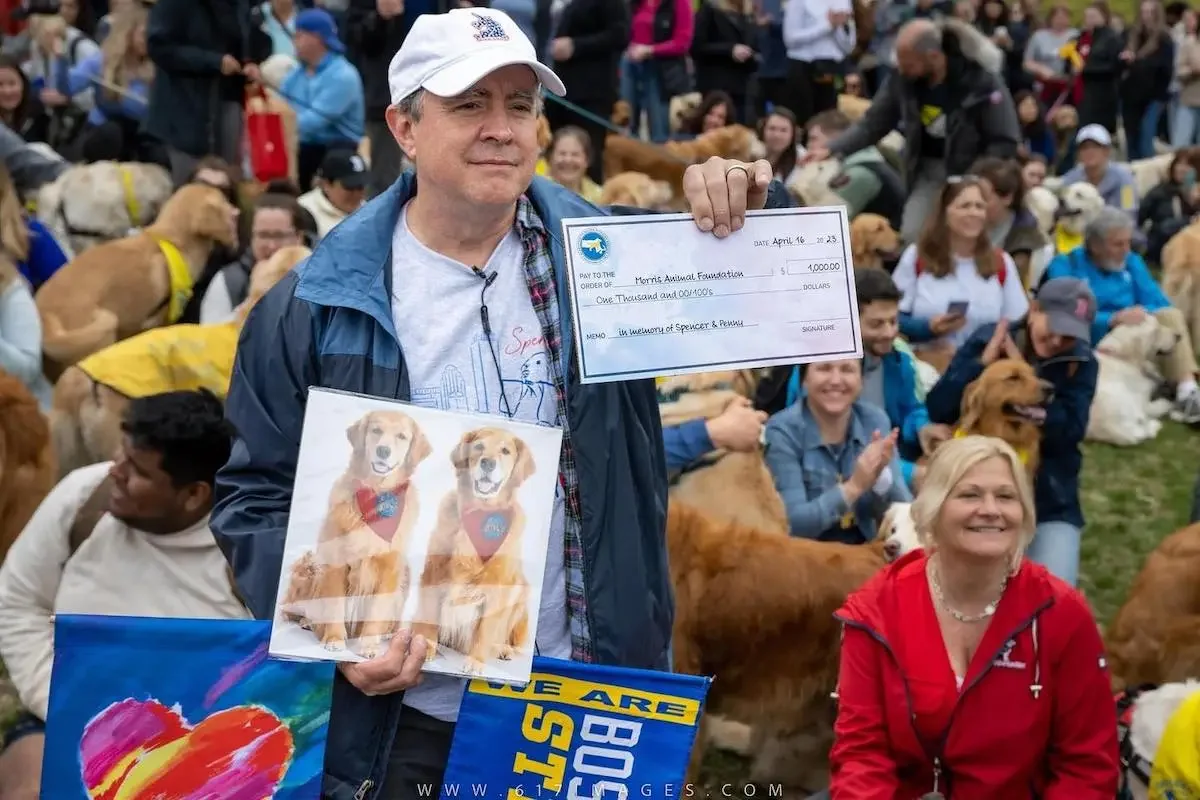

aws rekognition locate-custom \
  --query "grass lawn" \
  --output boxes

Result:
[1,423,1195,792]
[697,420,1200,794]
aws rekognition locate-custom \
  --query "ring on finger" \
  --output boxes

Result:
[725,162,750,179]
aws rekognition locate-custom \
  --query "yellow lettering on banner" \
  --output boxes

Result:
[510,704,573,792]
[469,676,701,725]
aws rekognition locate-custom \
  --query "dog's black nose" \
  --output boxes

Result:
[376,445,391,459]
[480,457,496,472]
[884,539,901,561]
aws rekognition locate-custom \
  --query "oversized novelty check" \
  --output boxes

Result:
[562,206,863,384]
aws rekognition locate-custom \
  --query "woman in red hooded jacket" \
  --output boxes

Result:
[829,434,1119,799]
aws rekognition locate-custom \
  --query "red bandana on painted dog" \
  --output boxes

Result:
[355,483,409,543]
[460,507,514,562]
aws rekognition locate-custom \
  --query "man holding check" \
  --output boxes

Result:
[211,7,785,798]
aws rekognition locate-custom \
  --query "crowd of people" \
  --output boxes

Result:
[0,0,1194,797]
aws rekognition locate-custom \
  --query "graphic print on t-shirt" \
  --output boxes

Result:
[921,103,946,139]
[407,325,558,428]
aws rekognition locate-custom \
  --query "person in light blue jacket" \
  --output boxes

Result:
[280,8,365,189]
[1044,205,1200,423]
[764,358,912,544]
[58,4,154,163]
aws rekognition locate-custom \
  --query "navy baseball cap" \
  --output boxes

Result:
[295,8,344,54]
[1037,277,1096,341]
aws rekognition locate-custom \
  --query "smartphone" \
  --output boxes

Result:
[947,300,970,316]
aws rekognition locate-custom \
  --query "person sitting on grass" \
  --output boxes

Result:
[1044,206,1200,423]
[924,277,1099,587]
[0,390,248,800]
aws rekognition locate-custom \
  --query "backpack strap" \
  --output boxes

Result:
[66,473,248,609]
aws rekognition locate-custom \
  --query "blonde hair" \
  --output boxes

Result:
[0,161,28,272]
[911,435,1036,571]
[100,4,153,101]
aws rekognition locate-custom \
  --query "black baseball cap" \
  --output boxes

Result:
[317,150,368,190]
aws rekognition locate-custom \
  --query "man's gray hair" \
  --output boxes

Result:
[1084,206,1135,249]
[912,27,942,54]
[392,84,547,123]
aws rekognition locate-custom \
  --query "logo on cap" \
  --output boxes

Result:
[471,12,509,41]
[579,230,609,263]
[350,155,366,172]
[1075,298,1089,319]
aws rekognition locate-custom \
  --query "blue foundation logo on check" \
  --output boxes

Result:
[561,207,864,384]
[578,229,610,263]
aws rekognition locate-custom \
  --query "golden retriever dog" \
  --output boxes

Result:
[280,410,433,658]
[668,502,892,791]
[951,358,1050,476]
[850,213,902,271]
[837,93,871,122]
[669,92,702,133]
[657,370,787,534]
[1161,219,1200,357]
[411,427,537,674]
[0,369,56,565]
[786,158,844,207]
[36,183,240,378]
[48,245,311,477]
[602,125,767,197]
[599,171,675,208]
[35,161,174,259]
[1049,182,1104,256]
[1106,523,1200,691]
[1087,316,1179,446]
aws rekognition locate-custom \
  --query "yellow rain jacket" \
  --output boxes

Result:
[1149,687,1200,800]
[75,322,241,399]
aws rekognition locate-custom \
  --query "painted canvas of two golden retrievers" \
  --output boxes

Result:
[274,399,551,679]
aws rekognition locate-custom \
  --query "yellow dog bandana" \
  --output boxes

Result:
[77,322,240,399]
[953,428,1030,465]
[153,236,194,324]
[1150,686,1200,800]
[1054,223,1083,255]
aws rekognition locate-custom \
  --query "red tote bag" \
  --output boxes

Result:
[245,86,289,183]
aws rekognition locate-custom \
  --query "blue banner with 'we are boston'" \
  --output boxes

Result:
[441,657,711,800]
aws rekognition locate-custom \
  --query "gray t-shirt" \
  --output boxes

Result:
[389,201,572,722]
[1024,28,1078,75]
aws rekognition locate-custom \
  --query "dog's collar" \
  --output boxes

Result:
[152,236,194,324]
[1054,223,1083,255]
[460,506,514,563]
[953,427,1030,464]
[355,482,410,544]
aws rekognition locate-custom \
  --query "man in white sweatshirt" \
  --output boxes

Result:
[0,389,249,800]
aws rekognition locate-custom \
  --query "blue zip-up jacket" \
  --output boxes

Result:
[783,347,930,486]
[1044,246,1170,346]
[211,170,793,800]
[279,52,366,145]
[663,419,714,472]
[924,320,1096,527]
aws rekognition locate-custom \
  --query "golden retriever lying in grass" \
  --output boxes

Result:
[1106,522,1200,691]
[36,183,240,378]
[48,245,310,476]
[281,409,433,658]
[668,502,889,791]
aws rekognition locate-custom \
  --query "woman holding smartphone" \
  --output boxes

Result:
[891,178,1029,370]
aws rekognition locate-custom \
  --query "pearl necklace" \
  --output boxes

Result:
[927,557,1010,623]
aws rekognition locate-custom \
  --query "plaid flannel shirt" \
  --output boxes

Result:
[513,195,594,664]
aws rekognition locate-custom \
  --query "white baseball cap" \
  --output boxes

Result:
[387,8,566,105]
[1075,123,1113,147]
